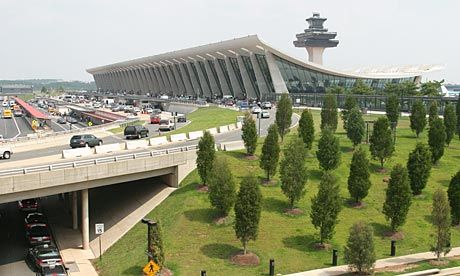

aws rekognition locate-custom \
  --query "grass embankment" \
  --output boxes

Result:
[95,110,460,276]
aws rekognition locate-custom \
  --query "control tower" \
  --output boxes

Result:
[293,12,339,65]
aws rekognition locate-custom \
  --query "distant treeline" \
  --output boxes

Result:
[0,79,96,91]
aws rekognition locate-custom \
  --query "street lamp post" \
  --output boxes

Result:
[258,112,261,137]
[141,218,157,262]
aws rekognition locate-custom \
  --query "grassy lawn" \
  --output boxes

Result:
[94,110,460,276]
[166,106,243,136]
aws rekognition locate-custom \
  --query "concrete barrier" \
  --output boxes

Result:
[236,122,243,129]
[170,133,187,142]
[228,124,236,131]
[149,136,169,146]
[95,143,123,154]
[207,128,218,135]
[125,139,149,150]
[221,140,245,151]
[188,130,203,140]
[219,125,229,133]
[62,147,95,159]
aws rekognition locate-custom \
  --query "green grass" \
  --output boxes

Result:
[94,110,460,276]
[166,106,243,136]
[15,93,35,101]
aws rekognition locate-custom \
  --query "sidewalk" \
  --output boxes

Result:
[286,247,460,275]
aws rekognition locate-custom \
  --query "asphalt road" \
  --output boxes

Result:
[0,113,34,139]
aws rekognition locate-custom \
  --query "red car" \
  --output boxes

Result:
[25,224,52,246]
[18,198,39,212]
[150,115,161,124]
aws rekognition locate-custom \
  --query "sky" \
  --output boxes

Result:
[1,0,459,83]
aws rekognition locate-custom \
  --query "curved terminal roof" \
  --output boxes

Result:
[87,35,442,80]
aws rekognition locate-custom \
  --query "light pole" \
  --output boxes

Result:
[258,112,261,137]
[141,218,157,262]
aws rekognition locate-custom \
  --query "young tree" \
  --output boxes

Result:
[456,96,460,139]
[316,127,341,171]
[344,221,376,274]
[259,124,280,181]
[428,118,446,164]
[346,107,365,147]
[40,86,47,94]
[280,136,308,209]
[234,176,262,255]
[208,157,237,216]
[149,219,165,268]
[196,131,216,185]
[341,94,357,131]
[421,80,443,96]
[409,99,427,138]
[348,147,372,205]
[407,143,432,195]
[382,164,412,232]
[351,79,374,95]
[276,94,292,141]
[401,81,418,96]
[369,117,394,169]
[298,109,315,150]
[428,100,439,126]
[320,93,338,132]
[310,172,342,245]
[241,113,257,156]
[386,93,400,129]
[431,189,451,261]
[447,171,460,225]
[443,102,457,146]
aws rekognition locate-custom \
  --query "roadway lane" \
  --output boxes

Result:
[0,202,35,275]
[14,116,34,137]
[0,117,20,139]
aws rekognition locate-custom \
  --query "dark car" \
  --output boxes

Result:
[66,117,78,124]
[56,117,66,124]
[36,264,68,276]
[177,115,186,123]
[25,212,47,227]
[70,135,102,148]
[25,224,52,246]
[27,244,63,270]
[18,198,39,212]
[124,125,149,139]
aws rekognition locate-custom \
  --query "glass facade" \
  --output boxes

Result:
[241,55,260,98]
[207,60,222,94]
[217,58,233,95]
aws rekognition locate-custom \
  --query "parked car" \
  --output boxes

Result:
[159,119,175,131]
[260,110,270,118]
[66,117,78,124]
[69,135,102,148]
[25,212,47,227]
[262,102,272,109]
[0,145,12,159]
[25,224,52,246]
[18,198,38,212]
[56,117,66,124]
[150,115,161,124]
[27,244,63,269]
[252,106,262,114]
[124,125,149,139]
[151,109,162,115]
[177,115,186,123]
[36,264,68,276]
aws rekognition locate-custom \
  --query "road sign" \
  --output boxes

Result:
[142,260,160,276]
[95,223,104,235]
[88,121,93,127]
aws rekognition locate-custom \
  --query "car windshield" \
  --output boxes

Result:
[29,226,49,236]
[71,136,81,140]
[125,126,135,132]
[22,199,37,205]
[43,265,65,273]
[159,120,169,124]
[27,213,45,221]
[37,249,60,258]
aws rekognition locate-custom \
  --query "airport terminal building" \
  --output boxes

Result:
[87,13,440,101]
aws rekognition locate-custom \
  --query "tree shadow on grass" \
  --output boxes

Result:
[264,197,289,213]
[123,265,143,275]
[369,222,390,238]
[282,234,318,253]
[200,243,240,260]
[183,208,219,224]
[222,150,248,160]
[172,181,201,196]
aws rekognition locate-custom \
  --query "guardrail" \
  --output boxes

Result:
[0,145,198,177]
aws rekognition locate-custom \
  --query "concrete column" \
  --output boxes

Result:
[186,62,201,97]
[159,66,172,93]
[213,58,231,96]
[115,71,124,92]
[72,191,78,230]
[165,65,179,96]
[93,75,101,90]
[147,67,161,94]
[154,66,166,93]
[306,47,325,65]
[142,67,154,93]
[132,69,143,93]
[250,52,269,100]
[81,188,89,250]
[108,72,116,91]
[264,50,289,94]
[236,55,257,99]
[137,68,149,94]
[178,63,194,96]
[124,70,135,92]
[203,59,222,98]
[171,64,185,96]
[224,56,244,99]
[194,61,211,98]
